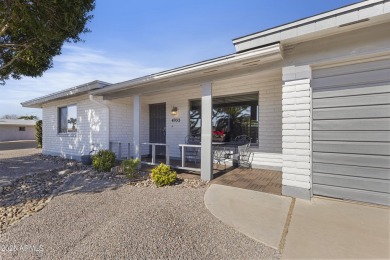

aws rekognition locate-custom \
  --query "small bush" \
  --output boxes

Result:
[35,120,42,148]
[151,163,177,187]
[121,158,140,178]
[91,150,116,172]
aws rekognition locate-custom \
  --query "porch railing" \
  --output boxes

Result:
[141,143,170,165]
[109,141,131,159]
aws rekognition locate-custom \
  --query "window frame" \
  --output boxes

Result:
[19,126,26,131]
[58,104,77,134]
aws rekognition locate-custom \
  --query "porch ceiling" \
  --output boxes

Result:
[92,44,283,100]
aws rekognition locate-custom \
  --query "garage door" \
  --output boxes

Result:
[312,59,390,206]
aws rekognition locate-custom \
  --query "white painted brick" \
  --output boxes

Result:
[295,174,311,183]
[296,162,310,169]
[283,160,296,167]
[283,123,296,130]
[283,111,296,118]
[296,110,310,117]
[295,84,310,91]
[283,142,310,149]
[282,92,296,99]
[282,98,296,105]
[283,148,296,155]
[295,123,310,130]
[295,104,311,110]
[282,104,296,111]
[282,179,311,189]
[295,97,311,105]
[283,136,295,143]
[295,136,310,143]
[296,149,310,156]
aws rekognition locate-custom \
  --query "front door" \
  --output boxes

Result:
[149,103,166,157]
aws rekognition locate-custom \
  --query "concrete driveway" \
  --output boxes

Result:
[205,184,390,259]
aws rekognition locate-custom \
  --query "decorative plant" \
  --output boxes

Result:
[151,163,177,187]
[121,158,140,179]
[212,130,225,138]
[91,150,116,172]
[35,120,42,148]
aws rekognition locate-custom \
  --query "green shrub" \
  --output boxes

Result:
[151,163,177,187]
[121,158,140,178]
[35,120,42,148]
[91,150,116,172]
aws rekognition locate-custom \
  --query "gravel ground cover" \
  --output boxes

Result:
[0,185,280,259]
[0,148,280,259]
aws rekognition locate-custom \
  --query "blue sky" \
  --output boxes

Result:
[0,0,359,118]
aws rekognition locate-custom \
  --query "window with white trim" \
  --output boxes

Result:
[58,105,77,133]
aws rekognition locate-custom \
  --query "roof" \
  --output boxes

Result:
[0,119,37,126]
[21,0,390,105]
[91,44,282,98]
[233,0,390,52]
[21,80,111,108]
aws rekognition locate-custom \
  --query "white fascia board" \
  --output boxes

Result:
[91,43,282,96]
[21,80,111,108]
[233,0,387,49]
[0,120,37,126]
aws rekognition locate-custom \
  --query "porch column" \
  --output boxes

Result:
[201,82,213,181]
[133,95,141,160]
[282,65,312,200]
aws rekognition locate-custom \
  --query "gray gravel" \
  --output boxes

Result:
[0,185,280,259]
[0,147,62,186]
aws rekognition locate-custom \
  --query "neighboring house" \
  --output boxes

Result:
[22,1,390,206]
[0,119,36,142]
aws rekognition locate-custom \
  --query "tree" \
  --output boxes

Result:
[35,120,42,148]
[0,0,95,84]
[18,115,39,120]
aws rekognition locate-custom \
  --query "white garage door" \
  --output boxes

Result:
[312,59,390,206]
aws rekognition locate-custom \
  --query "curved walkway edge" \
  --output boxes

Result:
[204,184,292,250]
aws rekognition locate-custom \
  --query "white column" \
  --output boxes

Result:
[133,95,141,160]
[201,82,213,181]
[282,65,312,200]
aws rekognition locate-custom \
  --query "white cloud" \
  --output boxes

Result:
[0,45,165,118]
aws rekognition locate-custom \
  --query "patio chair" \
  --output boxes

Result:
[213,148,230,169]
[182,135,201,164]
[237,144,254,168]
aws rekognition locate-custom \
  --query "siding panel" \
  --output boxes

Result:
[312,60,390,206]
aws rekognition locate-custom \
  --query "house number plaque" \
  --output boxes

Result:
[171,118,180,122]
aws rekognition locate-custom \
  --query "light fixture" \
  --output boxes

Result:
[171,106,178,116]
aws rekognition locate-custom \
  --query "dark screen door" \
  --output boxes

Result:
[149,103,166,156]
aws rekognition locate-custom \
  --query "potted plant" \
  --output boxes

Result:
[212,130,225,142]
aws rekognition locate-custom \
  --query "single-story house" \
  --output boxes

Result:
[0,119,36,142]
[22,0,390,206]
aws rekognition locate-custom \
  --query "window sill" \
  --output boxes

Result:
[57,133,77,137]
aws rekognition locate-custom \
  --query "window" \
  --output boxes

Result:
[19,127,26,131]
[58,105,77,133]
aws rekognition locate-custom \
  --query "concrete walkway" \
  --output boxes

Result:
[204,184,390,259]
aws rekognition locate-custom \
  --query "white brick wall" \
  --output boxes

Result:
[41,69,283,168]
[42,94,109,159]
[107,96,133,158]
[282,66,312,196]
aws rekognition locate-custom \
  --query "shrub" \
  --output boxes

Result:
[91,150,116,172]
[151,163,177,187]
[35,120,42,148]
[121,158,140,178]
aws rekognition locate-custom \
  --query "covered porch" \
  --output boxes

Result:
[92,44,284,181]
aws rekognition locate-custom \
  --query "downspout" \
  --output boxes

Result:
[89,94,110,151]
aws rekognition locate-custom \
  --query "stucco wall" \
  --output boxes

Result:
[0,125,35,142]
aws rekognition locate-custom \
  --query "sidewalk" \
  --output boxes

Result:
[204,184,390,259]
